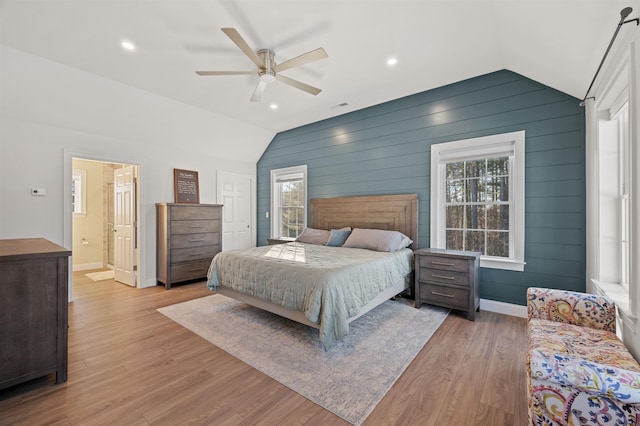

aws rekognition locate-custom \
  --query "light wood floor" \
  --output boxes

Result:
[0,271,528,425]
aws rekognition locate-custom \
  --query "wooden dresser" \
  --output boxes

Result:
[414,248,480,320]
[156,203,222,289]
[0,238,71,390]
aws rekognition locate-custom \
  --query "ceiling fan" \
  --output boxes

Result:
[196,28,328,102]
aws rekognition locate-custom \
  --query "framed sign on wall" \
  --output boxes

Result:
[173,168,200,204]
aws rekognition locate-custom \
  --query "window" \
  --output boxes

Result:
[271,165,307,240]
[431,131,525,271]
[72,169,87,217]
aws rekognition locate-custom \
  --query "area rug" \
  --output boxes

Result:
[85,270,114,281]
[158,294,448,425]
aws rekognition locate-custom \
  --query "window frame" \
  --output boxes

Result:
[430,131,526,271]
[270,165,307,240]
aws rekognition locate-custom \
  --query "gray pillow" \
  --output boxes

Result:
[342,228,412,252]
[295,227,331,245]
[326,228,352,247]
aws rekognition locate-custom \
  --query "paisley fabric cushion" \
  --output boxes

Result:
[527,287,616,332]
[528,319,640,372]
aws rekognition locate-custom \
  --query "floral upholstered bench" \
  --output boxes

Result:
[527,287,640,425]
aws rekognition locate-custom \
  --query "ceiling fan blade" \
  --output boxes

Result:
[250,80,268,102]
[221,27,264,69]
[274,48,328,73]
[196,70,254,76]
[275,74,322,96]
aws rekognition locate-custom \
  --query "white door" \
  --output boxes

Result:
[114,165,136,286]
[217,171,253,250]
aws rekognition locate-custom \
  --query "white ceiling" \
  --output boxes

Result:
[1,0,637,133]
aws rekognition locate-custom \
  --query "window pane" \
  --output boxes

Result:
[466,178,485,202]
[446,161,465,180]
[465,231,485,254]
[464,205,485,229]
[487,176,509,202]
[446,230,463,250]
[486,231,509,257]
[466,159,486,178]
[446,179,464,203]
[446,205,464,229]
[486,205,509,230]
[487,157,508,177]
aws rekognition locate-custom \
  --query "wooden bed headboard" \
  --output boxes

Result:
[309,194,419,248]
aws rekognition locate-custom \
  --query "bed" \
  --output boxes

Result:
[206,194,418,349]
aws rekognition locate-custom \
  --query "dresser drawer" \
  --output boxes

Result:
[170,206,221,220]
[419,283,469,310]
[418,267,470,287]
[171,245,219,263]
[171,232,219,249]
[171,219,219,234]
[170,260,211,282]
[418,255,469,273]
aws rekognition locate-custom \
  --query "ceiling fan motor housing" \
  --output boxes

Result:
[258,49,276,83]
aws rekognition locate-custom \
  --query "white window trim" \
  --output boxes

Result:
[270,165,307,240]
[430,131,526,271]
[587,40,637,329]
[72,169,87,217]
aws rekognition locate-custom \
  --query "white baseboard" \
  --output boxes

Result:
[480,298,527,318]
[73,262,104,272]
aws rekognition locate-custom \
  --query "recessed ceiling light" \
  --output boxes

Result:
[121,40,136,51]
[270,103,278,110]
[387,57,397,66]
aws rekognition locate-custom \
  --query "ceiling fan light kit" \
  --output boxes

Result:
[195,27,328,102]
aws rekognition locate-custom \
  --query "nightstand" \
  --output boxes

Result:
[414,248,480,320]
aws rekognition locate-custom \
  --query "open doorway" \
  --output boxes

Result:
[71,158,139,288]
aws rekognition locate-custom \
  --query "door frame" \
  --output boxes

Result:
[216,170,257,249]
[64,150,144,301]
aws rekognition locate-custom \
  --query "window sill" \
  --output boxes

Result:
[592,279,636,330]
[480,257,526,272]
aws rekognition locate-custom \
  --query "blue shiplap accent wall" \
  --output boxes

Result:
[256,70,585,306]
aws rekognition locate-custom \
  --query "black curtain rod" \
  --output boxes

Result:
[580,7,639,106]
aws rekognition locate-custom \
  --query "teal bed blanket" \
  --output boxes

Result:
[207,242,413,349]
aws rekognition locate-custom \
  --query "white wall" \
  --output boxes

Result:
[0,46,274,293]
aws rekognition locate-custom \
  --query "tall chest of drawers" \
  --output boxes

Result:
[156,203,222,289]
[414,248,480,320]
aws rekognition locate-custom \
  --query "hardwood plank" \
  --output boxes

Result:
[0,272,528,425]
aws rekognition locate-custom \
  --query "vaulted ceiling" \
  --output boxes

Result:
[1,0,637,133]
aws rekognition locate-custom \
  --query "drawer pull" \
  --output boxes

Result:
[189,226,204,229]
[188,268,203,272]
[431,274,455,280]
[431,261,455,266]
[192,253,205,256]
[189,239,205,242]
[432,291,455,298]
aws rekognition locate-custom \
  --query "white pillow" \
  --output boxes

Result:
[342,228,412,252]
[295,227,331,245]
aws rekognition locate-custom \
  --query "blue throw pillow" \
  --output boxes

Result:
[326,229,352,247]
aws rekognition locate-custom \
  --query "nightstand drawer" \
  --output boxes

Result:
[418,255,469,273]
[419,283,469,310]
[418,267,470,287]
